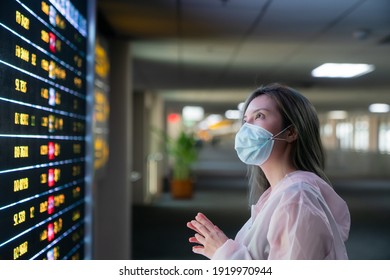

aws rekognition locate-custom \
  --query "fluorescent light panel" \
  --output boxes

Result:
[369,103,390,113]
[182,106,204,121]
[311,63,375,78]
[328,110,348,119]
[225,110,241,120]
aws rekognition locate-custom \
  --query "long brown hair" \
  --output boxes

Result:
[241,83,330,204]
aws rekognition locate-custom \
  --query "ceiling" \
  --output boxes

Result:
[96,0,390,113]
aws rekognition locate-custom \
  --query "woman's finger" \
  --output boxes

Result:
[195,213,215,232]
[190,220,210,236]
[194,233,205,243]
[188,236,199,243]
[191,245,204,255]
[186,221,199,233]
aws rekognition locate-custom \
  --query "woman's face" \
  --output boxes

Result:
[243,94,283,134]
[243,94,292,169]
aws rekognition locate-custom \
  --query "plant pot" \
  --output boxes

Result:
[170,179,193,199]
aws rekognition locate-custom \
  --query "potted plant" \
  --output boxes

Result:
[165,130,198,199]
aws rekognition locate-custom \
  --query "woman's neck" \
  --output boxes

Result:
[261,161,297,188]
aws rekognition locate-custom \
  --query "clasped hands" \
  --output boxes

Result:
[186,212,229,259]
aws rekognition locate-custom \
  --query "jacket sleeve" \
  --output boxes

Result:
[266,201,333,259]
[211,239,254,260]
[211,219,255,260]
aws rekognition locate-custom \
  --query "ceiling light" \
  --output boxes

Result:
[225,110,241,120]
[198,114,223,130]
[368,103,390,113]
[328,110,348,119]
[311,63,375,78]
[182,106,204,122]
[205,114,223,125]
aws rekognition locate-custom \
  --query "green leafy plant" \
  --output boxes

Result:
[166,130,198,180]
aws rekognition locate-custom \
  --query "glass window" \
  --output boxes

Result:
[378,121,390,154]
[354,117,369,151]
[336,122,353,150]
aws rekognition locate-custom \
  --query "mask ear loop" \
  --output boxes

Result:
[271,124,293,141]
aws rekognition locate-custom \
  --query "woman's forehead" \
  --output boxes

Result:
[246,94,277,113]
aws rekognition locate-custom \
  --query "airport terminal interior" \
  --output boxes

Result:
[0,0,389,260]
[98,0,389,260]
[132,138,390,260]
[95,0,390,259]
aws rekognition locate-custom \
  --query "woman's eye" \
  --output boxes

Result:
[255,113,263,119]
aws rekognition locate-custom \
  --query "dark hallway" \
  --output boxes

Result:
[132,186,390,260]
[132,141,390,260]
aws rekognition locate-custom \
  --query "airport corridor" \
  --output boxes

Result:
[132,138,390,260]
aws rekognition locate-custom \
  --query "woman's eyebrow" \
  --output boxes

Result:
[250,108,270,115]
[243,108,270,120]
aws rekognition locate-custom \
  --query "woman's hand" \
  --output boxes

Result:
[186,212,229,259]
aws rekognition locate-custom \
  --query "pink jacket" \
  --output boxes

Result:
[212,171,351,259]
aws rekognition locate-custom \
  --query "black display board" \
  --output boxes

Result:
[0,0,91,260]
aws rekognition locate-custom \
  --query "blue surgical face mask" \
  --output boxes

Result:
[234,122,291,166]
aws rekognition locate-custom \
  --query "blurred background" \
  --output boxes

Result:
[93,0,390,260]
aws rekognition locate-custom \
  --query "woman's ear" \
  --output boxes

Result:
[286,126,298,143]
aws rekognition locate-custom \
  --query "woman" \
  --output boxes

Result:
[187,83,350,259]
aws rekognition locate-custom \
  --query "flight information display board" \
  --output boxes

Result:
[0,0,91,260]
[93,35,110,178]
